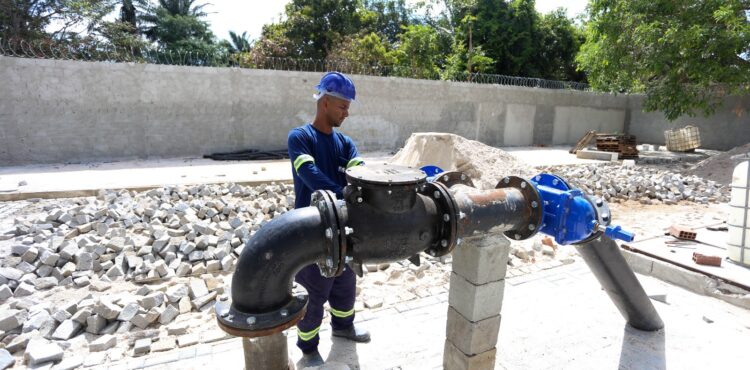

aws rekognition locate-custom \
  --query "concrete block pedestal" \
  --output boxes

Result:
[443,234,510,370]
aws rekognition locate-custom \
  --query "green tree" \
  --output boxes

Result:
[578,0,750,120]
[95,0,149,50]
[228,30,251,53]
[327,32,395,68]
[536,8,585,81]
[391,24,441,78]
[275,0,362,59]
[361,0,412,43]
[141,0,216,52]
[0,0,113,41]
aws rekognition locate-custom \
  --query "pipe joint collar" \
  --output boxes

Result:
[311,190,348,278]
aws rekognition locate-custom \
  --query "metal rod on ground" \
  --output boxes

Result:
[576,235,664,331]
[242,333,293,370]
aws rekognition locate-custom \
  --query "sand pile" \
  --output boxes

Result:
[390,133,537,189]
[687,143,750,185]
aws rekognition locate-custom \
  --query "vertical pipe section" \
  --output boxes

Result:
[242,333,292,370]
[576,236,664,331]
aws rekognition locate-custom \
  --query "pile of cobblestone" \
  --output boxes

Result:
[0,182,292,368]
[539,163,730,205]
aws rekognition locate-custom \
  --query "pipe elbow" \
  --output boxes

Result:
[218,206,328,337]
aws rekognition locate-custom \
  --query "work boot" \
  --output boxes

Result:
[332,326,371,343]
[297,350,324,368]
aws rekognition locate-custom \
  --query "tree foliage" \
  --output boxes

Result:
[578,0,750,120]
[140,0,216,52]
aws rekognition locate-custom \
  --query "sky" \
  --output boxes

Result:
[204,0,589,42]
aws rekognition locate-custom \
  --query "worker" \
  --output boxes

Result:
[287,71,370,368]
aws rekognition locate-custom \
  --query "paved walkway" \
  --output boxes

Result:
[107,257,750,370]
[0,146,604,201]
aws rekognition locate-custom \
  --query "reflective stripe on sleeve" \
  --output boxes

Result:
[294,154,315,173]
[346,157,364,169]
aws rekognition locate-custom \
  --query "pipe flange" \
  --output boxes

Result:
[215,293,308,338]
[418,181,458,257]
[434,171,475,188]
[574,194,610,245]
[311,190,347,278]
[496,176,543,241]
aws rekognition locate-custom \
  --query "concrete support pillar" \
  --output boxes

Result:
[443,234,510,370]
[242,332,293,370]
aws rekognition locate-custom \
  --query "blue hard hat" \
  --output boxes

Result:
[315,72,356,102]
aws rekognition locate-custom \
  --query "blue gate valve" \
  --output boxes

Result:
[529,173,635,245]
[420,165,444,182]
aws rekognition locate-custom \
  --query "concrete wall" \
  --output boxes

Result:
[0,56,746,165]
[627,95,750,150]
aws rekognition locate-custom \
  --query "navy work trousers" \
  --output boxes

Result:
[294,263,356,353]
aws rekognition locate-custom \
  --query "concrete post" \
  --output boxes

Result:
[443,234,510,370]
[242,332,294,370]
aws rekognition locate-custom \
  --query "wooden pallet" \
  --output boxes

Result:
[569,130,597,154]
[595,134,639,159]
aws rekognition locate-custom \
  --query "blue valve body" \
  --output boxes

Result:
[420,165,444,183]
[530,173,634,245]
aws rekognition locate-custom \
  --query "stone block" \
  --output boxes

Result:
[140,292,165,310]
[24,340,63,366]
[0,285,12,303]
[99,321,119,335]
[159,305,179,325]
[206,260,221,272]
[0,349,14,370]
[452,235,510,285]
[448,273,505,322]
[70,308,91,325]
[178,296,192,314]
[0,309,27,331]
[166,284,188,303]
[51,309,72,323]
[443,340,496,370]
[6,332,32,353]
[133,338,151,356]
[89,334,116,352]
[188,278,209,299]
[151,336,176,352]
[118,303,140,322]
[86,314,107,334]
[94,301,121,320]
[175,263,191,277]
[13,283,35,297]
[191,291,217,309]
[167,322,189,336]
[51,319,82,340]
[445,307,501,356]
[23,310,54,333]
[33,277,58,290]
[576,149,618,161]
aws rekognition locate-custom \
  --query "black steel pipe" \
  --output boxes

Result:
[451,185,535,237]
[231,206,328,314]
[346,194,440,263]
[576,235,665,331]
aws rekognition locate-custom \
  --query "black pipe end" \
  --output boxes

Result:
[216,293,308,338]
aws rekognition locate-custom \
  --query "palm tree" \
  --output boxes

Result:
[228,30,251,53]
[140,0,213,49]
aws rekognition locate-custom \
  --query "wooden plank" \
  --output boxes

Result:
[569,130,597,154]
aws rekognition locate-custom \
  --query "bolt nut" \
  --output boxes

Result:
[246,316,256,325]
[528,224,536,231]
[357,197,363,203]
[264,252,273,260]
[345,226,354,235]
[443,214,450,222]
[514,234,521,240]
[531,201,538,208]
[441,239,448,247]
[326,258,333,267]
[434,191,440,198]
[461,174,466,180]
[503,177,510,184]
[552,179,559,185]
[280,309,288,317]
[325,228,333,239]
[520,181,527,188]
[443,175,449,181]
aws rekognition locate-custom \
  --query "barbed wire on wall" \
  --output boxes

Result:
[0,38,591,91]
